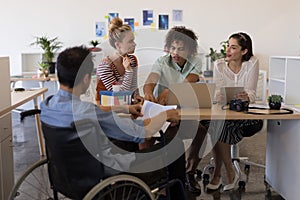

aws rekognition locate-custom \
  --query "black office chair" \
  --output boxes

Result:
[9,117,184,199]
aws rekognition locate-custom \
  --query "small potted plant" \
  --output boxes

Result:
[31,36,62,74]
[268,94,283,110]
[204,41,227,77]
[89,40,101,52]
[38,62,49,77]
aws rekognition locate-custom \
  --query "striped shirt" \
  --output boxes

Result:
[96,55,138,92]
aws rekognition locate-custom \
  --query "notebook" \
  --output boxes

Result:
[221,86,245,104]
[167,82,216,108]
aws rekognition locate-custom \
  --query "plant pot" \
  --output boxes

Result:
[46,62,56,74]
[269,101,281,110]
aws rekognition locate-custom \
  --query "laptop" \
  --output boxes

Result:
[167,82,216,108]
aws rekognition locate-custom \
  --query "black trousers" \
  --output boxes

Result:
[109,125,186,199]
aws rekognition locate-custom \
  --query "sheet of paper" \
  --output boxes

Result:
[140,100,177,136]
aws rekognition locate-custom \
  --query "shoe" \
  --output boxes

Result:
[223,172,239,191]
[206,179,222,191]
[185,173,201,194]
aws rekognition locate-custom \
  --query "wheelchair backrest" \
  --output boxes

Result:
[42,119,105,199]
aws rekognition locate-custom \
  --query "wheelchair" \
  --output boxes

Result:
[9,157,156,199]
[9,117,184,200]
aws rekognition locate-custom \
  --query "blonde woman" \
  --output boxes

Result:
[96,17,141,102]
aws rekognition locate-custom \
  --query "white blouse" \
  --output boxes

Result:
[213,56,259,103]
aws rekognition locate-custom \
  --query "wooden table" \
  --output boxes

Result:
[178,104,300,120]
[10,73,57,100]
[7,88,48,156]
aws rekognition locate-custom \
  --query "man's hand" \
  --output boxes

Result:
[165,109,179,126]
[157,89,169,105]
[129,104,143,119]
[144,93,157,103]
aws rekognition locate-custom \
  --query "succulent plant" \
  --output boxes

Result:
[268,95,283,103]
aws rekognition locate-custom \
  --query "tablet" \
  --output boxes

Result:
[221,86,244,104]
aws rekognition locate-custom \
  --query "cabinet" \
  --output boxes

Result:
[21,51,104,72]
[0,56,13,200]
[268,56,300,104]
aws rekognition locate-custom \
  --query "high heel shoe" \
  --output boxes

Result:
[206,179,222,191]
[223,172,239,191]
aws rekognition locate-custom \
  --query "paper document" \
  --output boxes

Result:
[140,100,177,136]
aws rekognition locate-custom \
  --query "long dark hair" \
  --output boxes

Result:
[229,32,253,61]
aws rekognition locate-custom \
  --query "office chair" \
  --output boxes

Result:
[9,117,184,200]
[202,70,267,190]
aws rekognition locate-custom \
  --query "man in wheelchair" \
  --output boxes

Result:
[40,46,186,199]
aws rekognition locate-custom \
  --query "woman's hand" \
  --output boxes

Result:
[132,94,144,105]
[122,56,132,71]
[234,91,250,101]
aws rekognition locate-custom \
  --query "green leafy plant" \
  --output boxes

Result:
[268,95,283,104]
[90,40,100,48]
[89,40,101,52]
[206,41,227,63]
[31,36,62,63]
[38,62,49,77]
[38,62,49,70]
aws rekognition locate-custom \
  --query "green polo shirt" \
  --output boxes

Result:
[151,54,202,97]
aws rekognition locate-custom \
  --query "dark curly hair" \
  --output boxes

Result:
[164,26,198,56]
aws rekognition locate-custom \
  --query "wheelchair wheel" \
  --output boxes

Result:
[8,158,68,200]
[83,174,154,200]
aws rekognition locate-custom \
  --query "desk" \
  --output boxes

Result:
[179,105,300,200]
[6,88,48,156]
[0,88,47,199]
[10,73,58,100]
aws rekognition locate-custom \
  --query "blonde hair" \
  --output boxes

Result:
[109,17,132,48]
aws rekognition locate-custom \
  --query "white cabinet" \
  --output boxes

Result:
[0,56,13,200]
[268,56,300,104]
[21,51,104,72]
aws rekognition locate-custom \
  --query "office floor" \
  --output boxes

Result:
[11,81,284,200]
[12,112,285,200]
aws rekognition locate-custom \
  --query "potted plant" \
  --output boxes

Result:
[204,41,227,77]
[38,62,49,77]
[89,40,102,52]
[268,94,283,110]
[31,36,62,74]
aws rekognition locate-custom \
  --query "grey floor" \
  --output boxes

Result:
[11,81,284,200]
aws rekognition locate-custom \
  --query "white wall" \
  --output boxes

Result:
[1,0,300,74]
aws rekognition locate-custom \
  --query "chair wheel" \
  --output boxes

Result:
[202,174,210,185]
[208,166,215,174]
[195,169,202,181]
[244,164,250,175]
[238,180,246,190]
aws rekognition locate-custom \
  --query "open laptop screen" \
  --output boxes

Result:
[167,82,216,108]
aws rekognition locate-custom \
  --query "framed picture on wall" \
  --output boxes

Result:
[143,10,153,26]
[124,18,135,32]
[108,12,119,23]
[158,14,169,30]
[95,22,106,37]
[172,10,183,22]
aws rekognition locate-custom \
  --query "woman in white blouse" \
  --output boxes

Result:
[204,32,264,191]
[186,32,263,192]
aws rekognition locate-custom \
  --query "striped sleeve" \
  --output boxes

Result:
[96,60,116,91]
